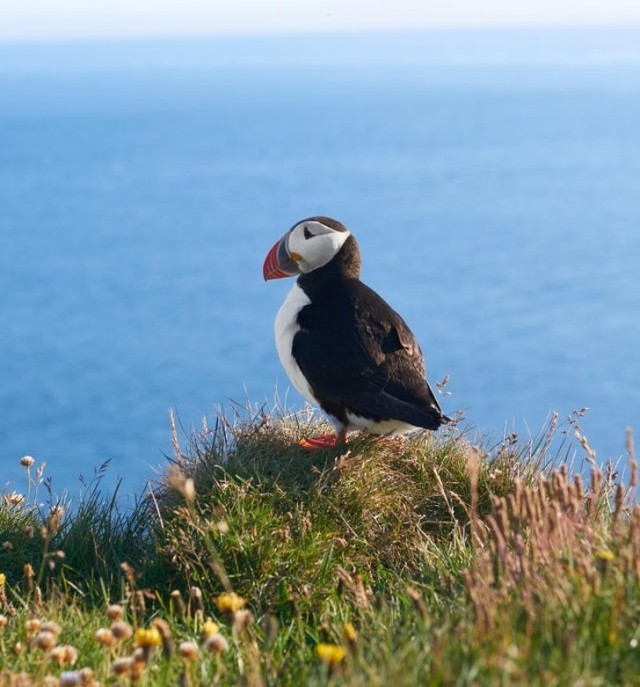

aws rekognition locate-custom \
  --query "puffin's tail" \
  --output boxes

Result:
[419,406,450,431]
[343,391,450,431]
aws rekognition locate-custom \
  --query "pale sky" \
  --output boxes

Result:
[1,0,640,41]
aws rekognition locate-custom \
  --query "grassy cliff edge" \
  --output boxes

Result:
[0,409,638,686]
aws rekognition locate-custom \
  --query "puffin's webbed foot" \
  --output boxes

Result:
[298,434,338,450]
[299,427,348,451]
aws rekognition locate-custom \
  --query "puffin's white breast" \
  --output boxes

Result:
[274,283,316,403]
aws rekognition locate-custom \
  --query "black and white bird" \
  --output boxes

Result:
[263,216,449,449]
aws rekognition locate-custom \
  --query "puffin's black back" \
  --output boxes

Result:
[293,236,447,430]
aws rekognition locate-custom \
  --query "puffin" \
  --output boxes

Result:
[263,216,450,449]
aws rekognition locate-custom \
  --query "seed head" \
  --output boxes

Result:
[46,505,65,535]
[178,641,199,661]
[50,645,79,666]
[25,618,42,634]
[20,455,35,468]
[132,647,147,663]
[77,668,95,687]
[111,657,133,676]
[110,620,133,641]
[204,633,229,654]
[130,651,147,679]
[34,630,58,651]
[233,609,254,632]
[95,628,117,648]
[106,604,124,621]
[189,586,204,611]
[5,491,25,507]
[41,621,62,637]
[170,589,186,615]
[166,467,196,502]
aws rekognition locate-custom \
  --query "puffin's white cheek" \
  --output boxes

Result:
[297,259,312,273]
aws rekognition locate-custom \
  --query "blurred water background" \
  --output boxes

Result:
[1,27,639,497]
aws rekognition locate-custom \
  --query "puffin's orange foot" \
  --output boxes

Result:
[299,433,338,450]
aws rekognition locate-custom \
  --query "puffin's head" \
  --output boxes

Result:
[263,216,351,280]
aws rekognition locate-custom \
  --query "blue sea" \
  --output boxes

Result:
[1,28,639,497]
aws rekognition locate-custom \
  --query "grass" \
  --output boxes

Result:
[0,407,638,686]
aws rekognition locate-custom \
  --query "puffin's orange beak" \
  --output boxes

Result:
[263,234,299,281]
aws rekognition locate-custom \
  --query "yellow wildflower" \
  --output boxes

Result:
[200,620,220,638]
[343,622,357,645]
[596,549,615,562]
[316,643,346,665]
[215,592,246,613]
[134,627,162,648]
[0,573,6,586]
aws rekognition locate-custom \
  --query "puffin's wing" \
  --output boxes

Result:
[349,293,446,428]
[292,281,446,428]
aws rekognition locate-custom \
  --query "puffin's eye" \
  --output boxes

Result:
[303,226,314,240]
